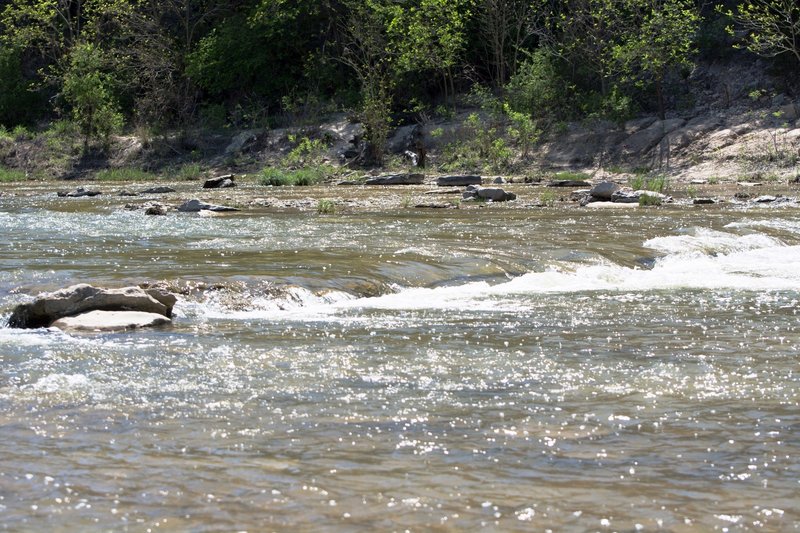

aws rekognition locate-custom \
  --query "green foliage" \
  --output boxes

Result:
[638,192,663,206]
[174,163,202,181]
[0,166,27,182]
[723,0,800,64]
[285,135,330,167]
[539,189,558,207]
[95,168,157,181]
[61,43,123,148]
[317,199,336,214]
[0,46,42,127]
[260,166,329,186]
[631,173,669,192]
[506,48,572,121]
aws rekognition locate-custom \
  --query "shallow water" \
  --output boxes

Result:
[1,191,799,531]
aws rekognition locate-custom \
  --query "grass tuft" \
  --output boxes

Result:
[260,166,328,186]
[0,167,27,182]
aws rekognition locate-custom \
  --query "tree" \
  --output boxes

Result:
[612,0,699,119]
[61,42,123,148]
[386,0,472,109]
[723,0,800,65]
[339,0,394,165]
[476,0,538,89]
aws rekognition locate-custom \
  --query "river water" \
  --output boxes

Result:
[1,187,799,531]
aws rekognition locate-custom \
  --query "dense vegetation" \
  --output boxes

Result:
[0,0,797,163]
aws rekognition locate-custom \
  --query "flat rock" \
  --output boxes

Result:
[177,199,239,212]
[585,201,639,209]
[548,180,591,188]
[141,186,176,194]
[203,175,236,189]
[365,173,425,185]
[57,187,101,198]
[693,197,717,205]
[425,188,462,195]
[8,284,176,329]
[51,310,172,332]
[754,195,778,203]
[623,118,686,155]
[436,175,482,187]
[415,202,455,209]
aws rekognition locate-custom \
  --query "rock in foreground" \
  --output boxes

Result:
[8,284,176,329]
[51,311,172,332]
[177,199,239,212]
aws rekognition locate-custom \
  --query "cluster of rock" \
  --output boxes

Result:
[572,181,672,207]
[7,284,176,332]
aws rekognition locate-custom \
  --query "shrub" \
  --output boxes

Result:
[260,166,328,186]
[639,193,663,206]
[0,167,27,182]
[95,168,157,181]
[317,199,336,214]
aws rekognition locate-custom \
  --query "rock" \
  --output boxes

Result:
[425,188,462,195]
[463,185,516,202]
[734,192,751,200]
[119,190,139,197]
[144,204,168,216]
[225,130,260,155]
[51,310,172,332]
[365,173,425,185]
[693,197,717,205]
[493,177,506,184]
[610,189,640,203]
[754,195,778,203]
[141,186,176,194]
[622,118,686,155]
[415,202,455,209]
[57,187,101,198]
[7,284,176,329]
[690,179,708,185]
[548,180,591,188]
[177,199,239,212]
[436,175,482,187]
[590,181,621,200]
[570,189,591,202]
[203,175,236,189]
[585,201,639,209]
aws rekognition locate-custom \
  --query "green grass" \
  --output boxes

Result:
[95,168,158,181]
[638,192,663,206]
[552,170,590,181]
[539,189,558,206]
[317,199,336,214]
[260,166,327,186]
[0,167,27,182]
[630,173,668,192]
[174,162,202,181]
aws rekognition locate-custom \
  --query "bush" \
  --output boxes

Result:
[95,168,157,181]
[317,199,336,214]
[506,49,572,122]
[0,167,27,182]
[260,166,328,186]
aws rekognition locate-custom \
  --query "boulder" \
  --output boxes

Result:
[436,175,482,187]
[177,199,239,212]
[141,186,176,194]
[57,187,101,198]
[590,181,621,200]
[203,175,236,189]
[7,284,176,329]
[622,118,686,155]
[609,189,640,203]
[365,173,425,185]
[144,204,168,216]
[754,195,778,203]
[51,310,172,332]
[462,185,516,202]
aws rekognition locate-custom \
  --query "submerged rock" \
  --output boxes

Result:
[144,203,168,216]
[141,186,176,194]
[365,173,425,185]
[51,310,172,332]
[177,199,239,212]
[7,284,176,329]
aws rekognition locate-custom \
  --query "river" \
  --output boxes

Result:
[1,186,798,531]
